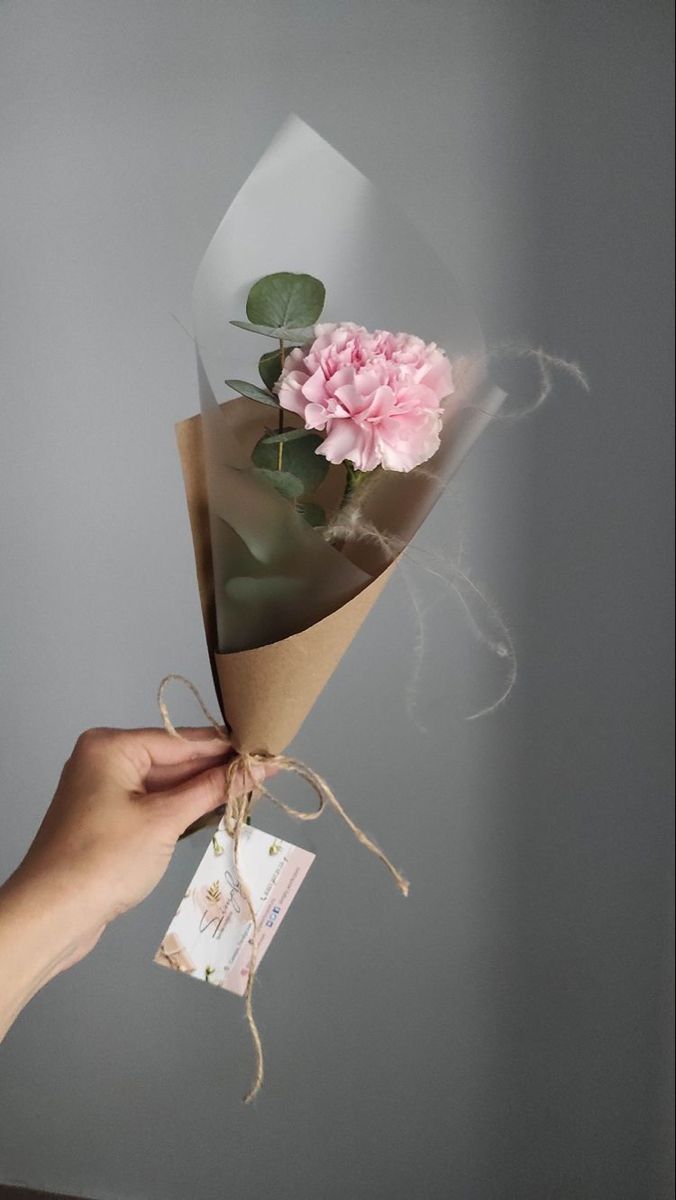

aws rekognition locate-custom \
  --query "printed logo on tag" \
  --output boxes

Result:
[154,822,315,996]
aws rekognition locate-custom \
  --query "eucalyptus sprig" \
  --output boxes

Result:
[225,271,329,525]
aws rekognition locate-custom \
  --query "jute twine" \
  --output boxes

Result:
[157,673,409,1104]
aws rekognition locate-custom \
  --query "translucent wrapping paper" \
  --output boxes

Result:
[179,117,505,754]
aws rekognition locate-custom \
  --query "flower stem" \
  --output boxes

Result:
[276,339,286,469]
[345,464,367,499]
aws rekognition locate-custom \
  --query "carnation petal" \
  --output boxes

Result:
[318,420,378,470]
[304,402,329,429]
[369,385,396,418]
[417,355,454,400]
[302,366,332,405]
[278,371,310,417]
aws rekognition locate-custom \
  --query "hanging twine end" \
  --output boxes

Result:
[243,1082,261,1106]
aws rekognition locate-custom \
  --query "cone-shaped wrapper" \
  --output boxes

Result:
[176,409,395,754]
[214,568,394,754]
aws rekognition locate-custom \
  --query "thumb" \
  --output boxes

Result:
[157,757,268,837]
[158,760,230,836]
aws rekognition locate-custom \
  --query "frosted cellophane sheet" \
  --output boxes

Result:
[193,116,503,654]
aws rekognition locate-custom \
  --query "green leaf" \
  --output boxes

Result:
[258,348,285,391]
[252,430,329,496]
[225,574,303,604]
[230,319,314,344]
[246,272,325,331]
[262,427,315,445]
[224,379,278,408]
[253,467,304,501]
[296,501,326,528]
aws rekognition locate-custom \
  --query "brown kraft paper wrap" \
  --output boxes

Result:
[176,407,396,756]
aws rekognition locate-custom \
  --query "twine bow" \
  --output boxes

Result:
[157,673,409,1103]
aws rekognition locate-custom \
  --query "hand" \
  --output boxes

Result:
[0,726,262,1039]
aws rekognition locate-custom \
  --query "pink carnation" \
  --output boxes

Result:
[276,323,454,472]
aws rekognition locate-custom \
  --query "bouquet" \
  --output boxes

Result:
[155,117,509,1102]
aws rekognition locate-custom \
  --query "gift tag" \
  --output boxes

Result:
[155,821,315,996]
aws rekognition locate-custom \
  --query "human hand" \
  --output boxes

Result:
[0,726,262,1038]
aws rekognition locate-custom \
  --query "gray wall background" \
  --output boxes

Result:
[0,3,673,1198]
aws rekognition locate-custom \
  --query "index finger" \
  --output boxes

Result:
[84,726,231,787]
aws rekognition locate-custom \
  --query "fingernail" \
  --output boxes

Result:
[182,727,229,744]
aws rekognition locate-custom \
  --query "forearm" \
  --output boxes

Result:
[0,868,95,1040]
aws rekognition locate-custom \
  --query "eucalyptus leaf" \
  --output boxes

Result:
[224,379,278,408]
[246,272,325,331]
[252,430,329,496]
[225,575,303,604]
[230,319,315,344]
[258,348,285,391]
[252,467,304,501]
[230,320,280,338]
[296,501,326,528]
[262,427,316,445]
